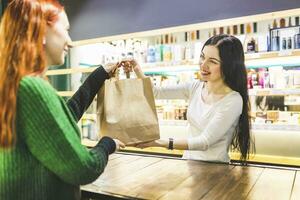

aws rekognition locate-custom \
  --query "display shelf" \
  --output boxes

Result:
[157,120,300,131]
[46,66,97,76]
[245,50,300,68]
[45,49,300,77]
[251,123,300,132]
[158,120,188,126]
[249,88,300,96]
[49,7,300,167]
[80,116,300,131]
[57,91,74,97]
[285,102,300,106]
[82,114,97,120]
[244,49,300,60]
[143,64,198,74]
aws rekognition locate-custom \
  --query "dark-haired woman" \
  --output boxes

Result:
[126,34,253,163]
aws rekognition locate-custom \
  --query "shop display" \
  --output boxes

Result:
[45,9,300,165]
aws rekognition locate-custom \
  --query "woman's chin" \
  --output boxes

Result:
[200,76,209,81]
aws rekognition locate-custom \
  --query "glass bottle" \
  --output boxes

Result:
[288,17,292,27]
[282,37,287,50]
[213,28,217,36]
[246,23,252,34]
[271,30,280,51]
[253,22,257,33]
[295,16,299,26]
[226,26,231,34]
[287,37,292,49]
[294,27,300,49]
[272,19,277,29]
[279,18,286,28]
[240,24,244,34]
[233,25,238,35]
[219,27,224,34]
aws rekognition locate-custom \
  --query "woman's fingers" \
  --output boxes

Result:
[113,139,126,151]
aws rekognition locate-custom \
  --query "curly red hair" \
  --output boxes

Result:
[0,0,63,148]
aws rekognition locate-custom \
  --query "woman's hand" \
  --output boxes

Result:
[103,62,122,73]
[120,59,146,79]
[113,139,125,152]
[134,139,168,149]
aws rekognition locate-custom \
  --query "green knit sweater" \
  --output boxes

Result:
[0,76,114,200]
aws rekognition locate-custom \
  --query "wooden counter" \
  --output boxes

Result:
[81,153,300,200]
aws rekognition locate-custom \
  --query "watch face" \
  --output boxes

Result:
[168,138,174,150]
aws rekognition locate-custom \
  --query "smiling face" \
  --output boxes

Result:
[44,11,71,66]
[199,45,222,83]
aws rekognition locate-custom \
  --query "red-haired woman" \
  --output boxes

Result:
[0,0,124,199]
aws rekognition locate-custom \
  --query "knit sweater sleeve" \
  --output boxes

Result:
[67,66,109,122]
[17,77,115,185]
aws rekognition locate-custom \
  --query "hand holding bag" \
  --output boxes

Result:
[97,74,160,145]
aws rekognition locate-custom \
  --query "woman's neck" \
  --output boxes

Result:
[206,80,231,95]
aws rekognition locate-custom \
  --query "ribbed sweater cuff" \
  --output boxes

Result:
[97,136,116,155]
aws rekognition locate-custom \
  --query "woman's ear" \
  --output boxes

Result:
[43,37,46,45]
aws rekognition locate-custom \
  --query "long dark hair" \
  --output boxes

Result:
[202,34,254,162]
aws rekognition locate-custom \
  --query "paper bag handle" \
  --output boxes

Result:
[110,68,131,80]
[125,72,130,79]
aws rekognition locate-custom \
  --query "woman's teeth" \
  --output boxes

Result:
[201,71,210,75]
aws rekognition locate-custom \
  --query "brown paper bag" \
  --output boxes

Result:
[97,77,160,145]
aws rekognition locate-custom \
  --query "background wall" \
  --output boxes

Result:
[62,0,300,41]
[1,0,300,41]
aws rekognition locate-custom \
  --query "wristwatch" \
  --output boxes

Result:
[168,138,174,150]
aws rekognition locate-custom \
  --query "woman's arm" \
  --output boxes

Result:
[124,60,192,100]
[136,138,188,150]
[67,66,109,122]
[137,94,243,151]
[18,77,116,185]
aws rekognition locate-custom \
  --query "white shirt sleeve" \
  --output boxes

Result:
[187,93,243,151]
[153,81,197,100]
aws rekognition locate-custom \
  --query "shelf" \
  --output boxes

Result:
[143,64,198,74]
[159,120,188,126]
[285,102,300,106]
[249,88,300,96]
[80,116,300,131]
[46,66,98,76]
[244,49,300,60]
[158,120,300,131]
[245,50,300,68]
[46,50,300,76]
[57,91,75,97]
[251,123,300,132]
[82,114,97,120]
[82,138,97,147]
[57,88,300,98]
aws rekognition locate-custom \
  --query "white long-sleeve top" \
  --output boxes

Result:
[154,80,243,163]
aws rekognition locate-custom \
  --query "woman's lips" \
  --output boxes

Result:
[63,49,68,55]
[201,71,211,76]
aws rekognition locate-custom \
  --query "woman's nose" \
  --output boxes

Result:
[67,35,73,48]
[200,60,209,70]
[67,43,73,49]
